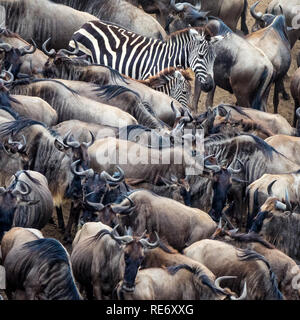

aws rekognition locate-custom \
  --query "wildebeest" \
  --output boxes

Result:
[50,0,167,40]
[212,227,300,300]
[134,0,249,34]
[109,189,217,251]
[265,135,300,166]
[167,17,274,111]
[1,227,82,300]
[10,78,138,128]
[0,0,97,50]
[290,68,300,126]
[0,28,48,76]
[250,195,300,263]
[247,13,291,114]
[0,170,53,234]
[251,0,300,49]
[184,239,284,300]
[115,263,247,300]
[71,222,159,299]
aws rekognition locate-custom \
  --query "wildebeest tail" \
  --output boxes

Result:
[251,66,273,110]
[237,249,284,300]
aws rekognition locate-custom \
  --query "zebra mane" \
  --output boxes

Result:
[166,26,213,42]
[138,67,193,87]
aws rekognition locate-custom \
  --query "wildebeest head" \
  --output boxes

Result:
[250,187,293,233]
[0,180,38,240]
[0,40,36,77]
[250,1,280,32]
[54,130,95,168]
[42,38,87,78]
[166,0,209,33]
[205,155,244,222]
[110,225,160,292]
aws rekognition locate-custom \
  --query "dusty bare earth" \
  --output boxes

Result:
[0,0,298,299]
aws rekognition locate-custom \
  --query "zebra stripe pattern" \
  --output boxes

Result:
[69,20,220,87]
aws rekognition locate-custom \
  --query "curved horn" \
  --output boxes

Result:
[230,282,247,300]
[70,159,94,178]
[111,224,133,244]
[170,0,184,12]
[275,200,286,211]
[278,5,283,15]
[214,276,237,291]
[100,166,125,183]
[59,39,79,56]
[82,131,95,148]
[20,39,37,56]
[42,38,56,57]
[0,42,12,52]
[111,195,135,215]
[0,68,14,84]
[139,231,160,249]
[250,1,264,21]
[285,189,292,212]
[227,165,242,175]
[11,180,32,196]
[63,130,80,148]
[267,180,277,197]
[85,199,105,211]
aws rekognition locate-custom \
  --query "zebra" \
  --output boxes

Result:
[69,20,224,109]
[137,67,193,109]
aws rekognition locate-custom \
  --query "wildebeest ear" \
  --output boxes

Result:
[54,138,68,152]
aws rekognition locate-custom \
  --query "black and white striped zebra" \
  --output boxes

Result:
[69,20,223,96]
[137,67,192,109]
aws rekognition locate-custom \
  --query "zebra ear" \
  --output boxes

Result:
[209,35,224,44]
[149,77,168,89]
[189,28,199,37]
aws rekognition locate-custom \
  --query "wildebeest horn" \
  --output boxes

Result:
[267,180,276,197]
[85,199,105,211]
[100,166,125,183]
[139,231,160,249]
[250,1,263,21]
[170,0,184,12]
[0,68,14,84]
[42,38,56,57]
[11,180,32,196]
[20,39,37,56]
[8,134,26,152]
[285,189,292,212]
[0,42,12,52]
[59,39,79,56]
[204,163,221,172]
[278,5,283,15]
[275,200,286,211]
[214,276,237,291]
[227,165,242,174]
[111,195,135,215]
[82,131,95,148]
[111,224,134,244]
[296,108,300,119]
[63,130,80,148]
[70,159,94,178]
[230,282,247,300]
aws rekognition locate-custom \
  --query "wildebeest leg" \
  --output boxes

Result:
[56,206,65,232]
[278,78,289,100]
[273,81,280,114]
[205,85,216,110]
[64,202,81,243]
[193,78,202,112]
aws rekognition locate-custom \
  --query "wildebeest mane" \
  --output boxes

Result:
[88,228,122,246]
[0,105,20,119]
[227,231,275,249]
[0,117,58,138]
[217,104,252,119]
[237,248,284,300]
[167,264,224,296]
[94,84,141,100]
[20,238,81,300]
[14,170,42,187]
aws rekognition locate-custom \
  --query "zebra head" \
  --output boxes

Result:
[188,28,223,92]
[170,68,192,108]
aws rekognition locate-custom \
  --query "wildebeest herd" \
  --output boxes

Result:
[0,0,300,301]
